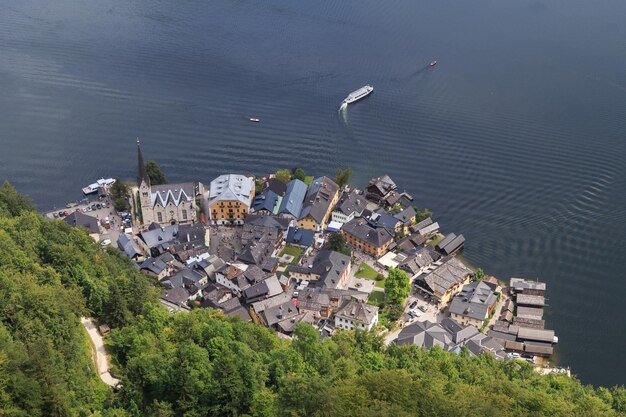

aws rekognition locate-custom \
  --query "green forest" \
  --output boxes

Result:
[0,182,624,417]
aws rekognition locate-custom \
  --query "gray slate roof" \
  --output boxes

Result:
[394,206,416,224]
[342,218,393,248]
[64,212,100,234]
[299,176,339,223]
[140,224,179,249]
[449,281,497,321]
[278,179,307,218]
[285,226,315,247]
[335,299,378,325]
[117,234,142,258]
[418,257,473,298]
[334,192,367,216]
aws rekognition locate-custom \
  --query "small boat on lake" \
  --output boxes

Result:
[429,60,438,67]
[343,85,373,105]
[249,118,260,123]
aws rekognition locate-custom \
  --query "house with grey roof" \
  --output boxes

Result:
[398,318,505,359]
[277,179,308,219]
[207,174,255,225]
[341,217,393,257]
[393,206,416,228]
[243,275,283,304]
[139,257,170,280]
[331,191,367,225]
[334,299,379,331]
[262,299,299,328]
[253,189,281,215]
[398,247,437,276]
[64,212,101,241]
[288,250,351,289]
[297,177,339,231]
[285,226,315,248]
[117,233,144,260]
[414,257,473,306]
[365,175,397,203]
[449,281,498,327]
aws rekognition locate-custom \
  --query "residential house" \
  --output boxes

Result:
[63,212,100,241]
[331,191,367,225]
[365,175,397,203]
[139,257,170,280]
[243,275,283,304]
[369,211,403,236]
[334,299,379,331]
[297,176,339,231]
[135,140,199,226]
[252,189,281,215]
[341,217,393,257]
[288,250,351,289]
[117,233,144,260]
[277,179,308,220]
[414,257,473,306]
[449,281,498,327]
[397,318,505,359]
[398,246,438,277]
[208,174,255,225]
[393,206,416,230]
[262,299,299,328]
[285,226,315,248]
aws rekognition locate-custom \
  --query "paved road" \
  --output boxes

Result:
[81,317,121,388]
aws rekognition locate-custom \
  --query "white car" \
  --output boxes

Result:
[100,239,111,246]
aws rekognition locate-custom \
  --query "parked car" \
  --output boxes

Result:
[82,208,87,213]
[412,309,423,317]
[100,239,111,246]
[418,305,427,312]
[63,211,69,216]
[58,211,64,217]
[91,204,97,210]
[52,212,58,218]
[96,203,102,209]
[409,301,418,309]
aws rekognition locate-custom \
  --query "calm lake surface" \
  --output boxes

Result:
[1,0,625,386]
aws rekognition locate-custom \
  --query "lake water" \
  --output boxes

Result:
[1,0,625,386]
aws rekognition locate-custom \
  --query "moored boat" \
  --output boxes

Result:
[82,178,115,195]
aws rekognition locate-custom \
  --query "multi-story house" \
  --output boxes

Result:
[297,176,339,231]
[207,174,255,225]
[341,217,393,258]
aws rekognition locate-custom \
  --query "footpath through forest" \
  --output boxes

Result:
[81,317,121,389]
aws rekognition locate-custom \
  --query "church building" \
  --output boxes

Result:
[136,140,200,226]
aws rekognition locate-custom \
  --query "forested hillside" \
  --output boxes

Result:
[0,182,624,417]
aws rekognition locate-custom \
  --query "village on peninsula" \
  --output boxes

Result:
[45,140,566,375]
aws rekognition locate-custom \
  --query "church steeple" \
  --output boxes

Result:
[137,137,150,187]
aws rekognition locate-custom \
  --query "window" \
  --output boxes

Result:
[182,209,188,220]
[157,212,163,223]
[142,192,149,198]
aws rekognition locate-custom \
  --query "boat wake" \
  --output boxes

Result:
[338,102,348,124]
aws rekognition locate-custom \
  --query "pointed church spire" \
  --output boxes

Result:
[137,137,150,187]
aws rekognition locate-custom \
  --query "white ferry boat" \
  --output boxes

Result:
[82,178,116,195]
[343,85,373,104]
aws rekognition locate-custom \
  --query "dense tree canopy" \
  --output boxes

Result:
[334,167,352,188]
[145,160,168,185]
[384,268,411,306]
[326,233,351,256]
[0,183,624,417]
[274,169,291,184]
